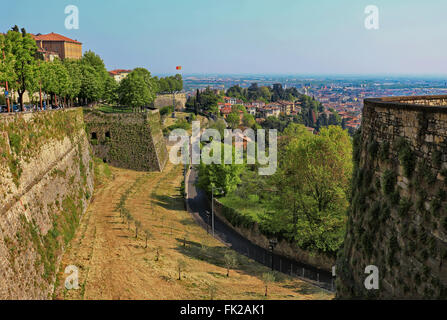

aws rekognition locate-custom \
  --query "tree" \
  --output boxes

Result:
[272,83,284,102]
[63,59,82,106]
[5,29,38,111]
[226,85,246,101]
[103,75,119,104]
[223,251,238,277]
[157,74,183,110]
[262,272,275,297]
[197,142,245,195]
[118,68,157,111]
[79,63,103,105]
[177,259,187,280]
[134,220,141,238]
[226,111,240,129]
[207,282,217,300]
[144,229,151,248]
[0,33,16,98]
[208,118,227,138]
[242,113,255,128]
[265,124,353,253]
[79,51,109,104]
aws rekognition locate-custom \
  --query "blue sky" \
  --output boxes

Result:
[3,0,447,75]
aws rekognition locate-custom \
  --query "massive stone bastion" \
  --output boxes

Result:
[0,107,168,299]
[0,109,94,299]
[337,95,447,299]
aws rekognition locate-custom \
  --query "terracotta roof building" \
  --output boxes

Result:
[109,69,132,82]
[32,32,82,60]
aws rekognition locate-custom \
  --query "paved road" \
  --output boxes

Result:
[186,167,335,292]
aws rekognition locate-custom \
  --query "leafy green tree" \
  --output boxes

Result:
[197,142,245,195]
[0,33,16,91]
[79,63,102,104]
[242,113,255,128]
[4,29,38,111]
[226,111,240,129]
[63,59,82,106]
[223,251,238,277]
[208,118,227,138]
[80,51,109,103]
[103,75,119,104]
[226,85,246,101]
[265,124,353,253]
[118,68,157,111]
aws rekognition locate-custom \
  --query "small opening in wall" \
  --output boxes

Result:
[105,131,111,138]
[91,132,97,140]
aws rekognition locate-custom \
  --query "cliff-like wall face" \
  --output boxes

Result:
[0,109,94,299]
[83,109,168,172]
[337,96,447,299]
[154,93,186,110]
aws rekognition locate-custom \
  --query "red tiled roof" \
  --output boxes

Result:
[109,69,132,75]
[32,32,82,44]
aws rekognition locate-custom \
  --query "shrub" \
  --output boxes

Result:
[379,141,390,161]
[418,161,436,185]
[382,170,397,195]
[9,133,22,154]
[396,138,415,178]
[367,139,379,159]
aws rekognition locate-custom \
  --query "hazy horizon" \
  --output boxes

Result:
[4,0,447,75]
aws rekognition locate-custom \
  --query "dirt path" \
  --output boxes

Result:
[53,161,333,300]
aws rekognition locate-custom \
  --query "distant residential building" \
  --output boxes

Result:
[246,105,257,115]
[261,104,280,118]
[32,32,82,60]
[251,101,266,109]
[224,96,237,105]
[220,106,233,118]
[109,69,132,82]
[218,102,232,110]
[277,100,294,115]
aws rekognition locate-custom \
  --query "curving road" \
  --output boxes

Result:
[186,167,335,292]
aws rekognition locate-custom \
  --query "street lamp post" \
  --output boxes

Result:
[268,239,278,271]
[205,210,211,234]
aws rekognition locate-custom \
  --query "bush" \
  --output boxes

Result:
[396,138,415,178]
[379,141,390,161]
[382,169,397,195]
[160,105,174,116]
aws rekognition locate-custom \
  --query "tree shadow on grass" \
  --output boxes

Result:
[174,241,280,282]
[152,194,184,211]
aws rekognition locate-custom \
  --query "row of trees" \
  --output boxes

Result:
[226,83,301,103]
[0,26,183,111]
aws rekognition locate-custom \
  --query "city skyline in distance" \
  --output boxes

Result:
[3,0,447,76]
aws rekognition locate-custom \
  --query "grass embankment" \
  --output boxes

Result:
[53,158,332,300]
